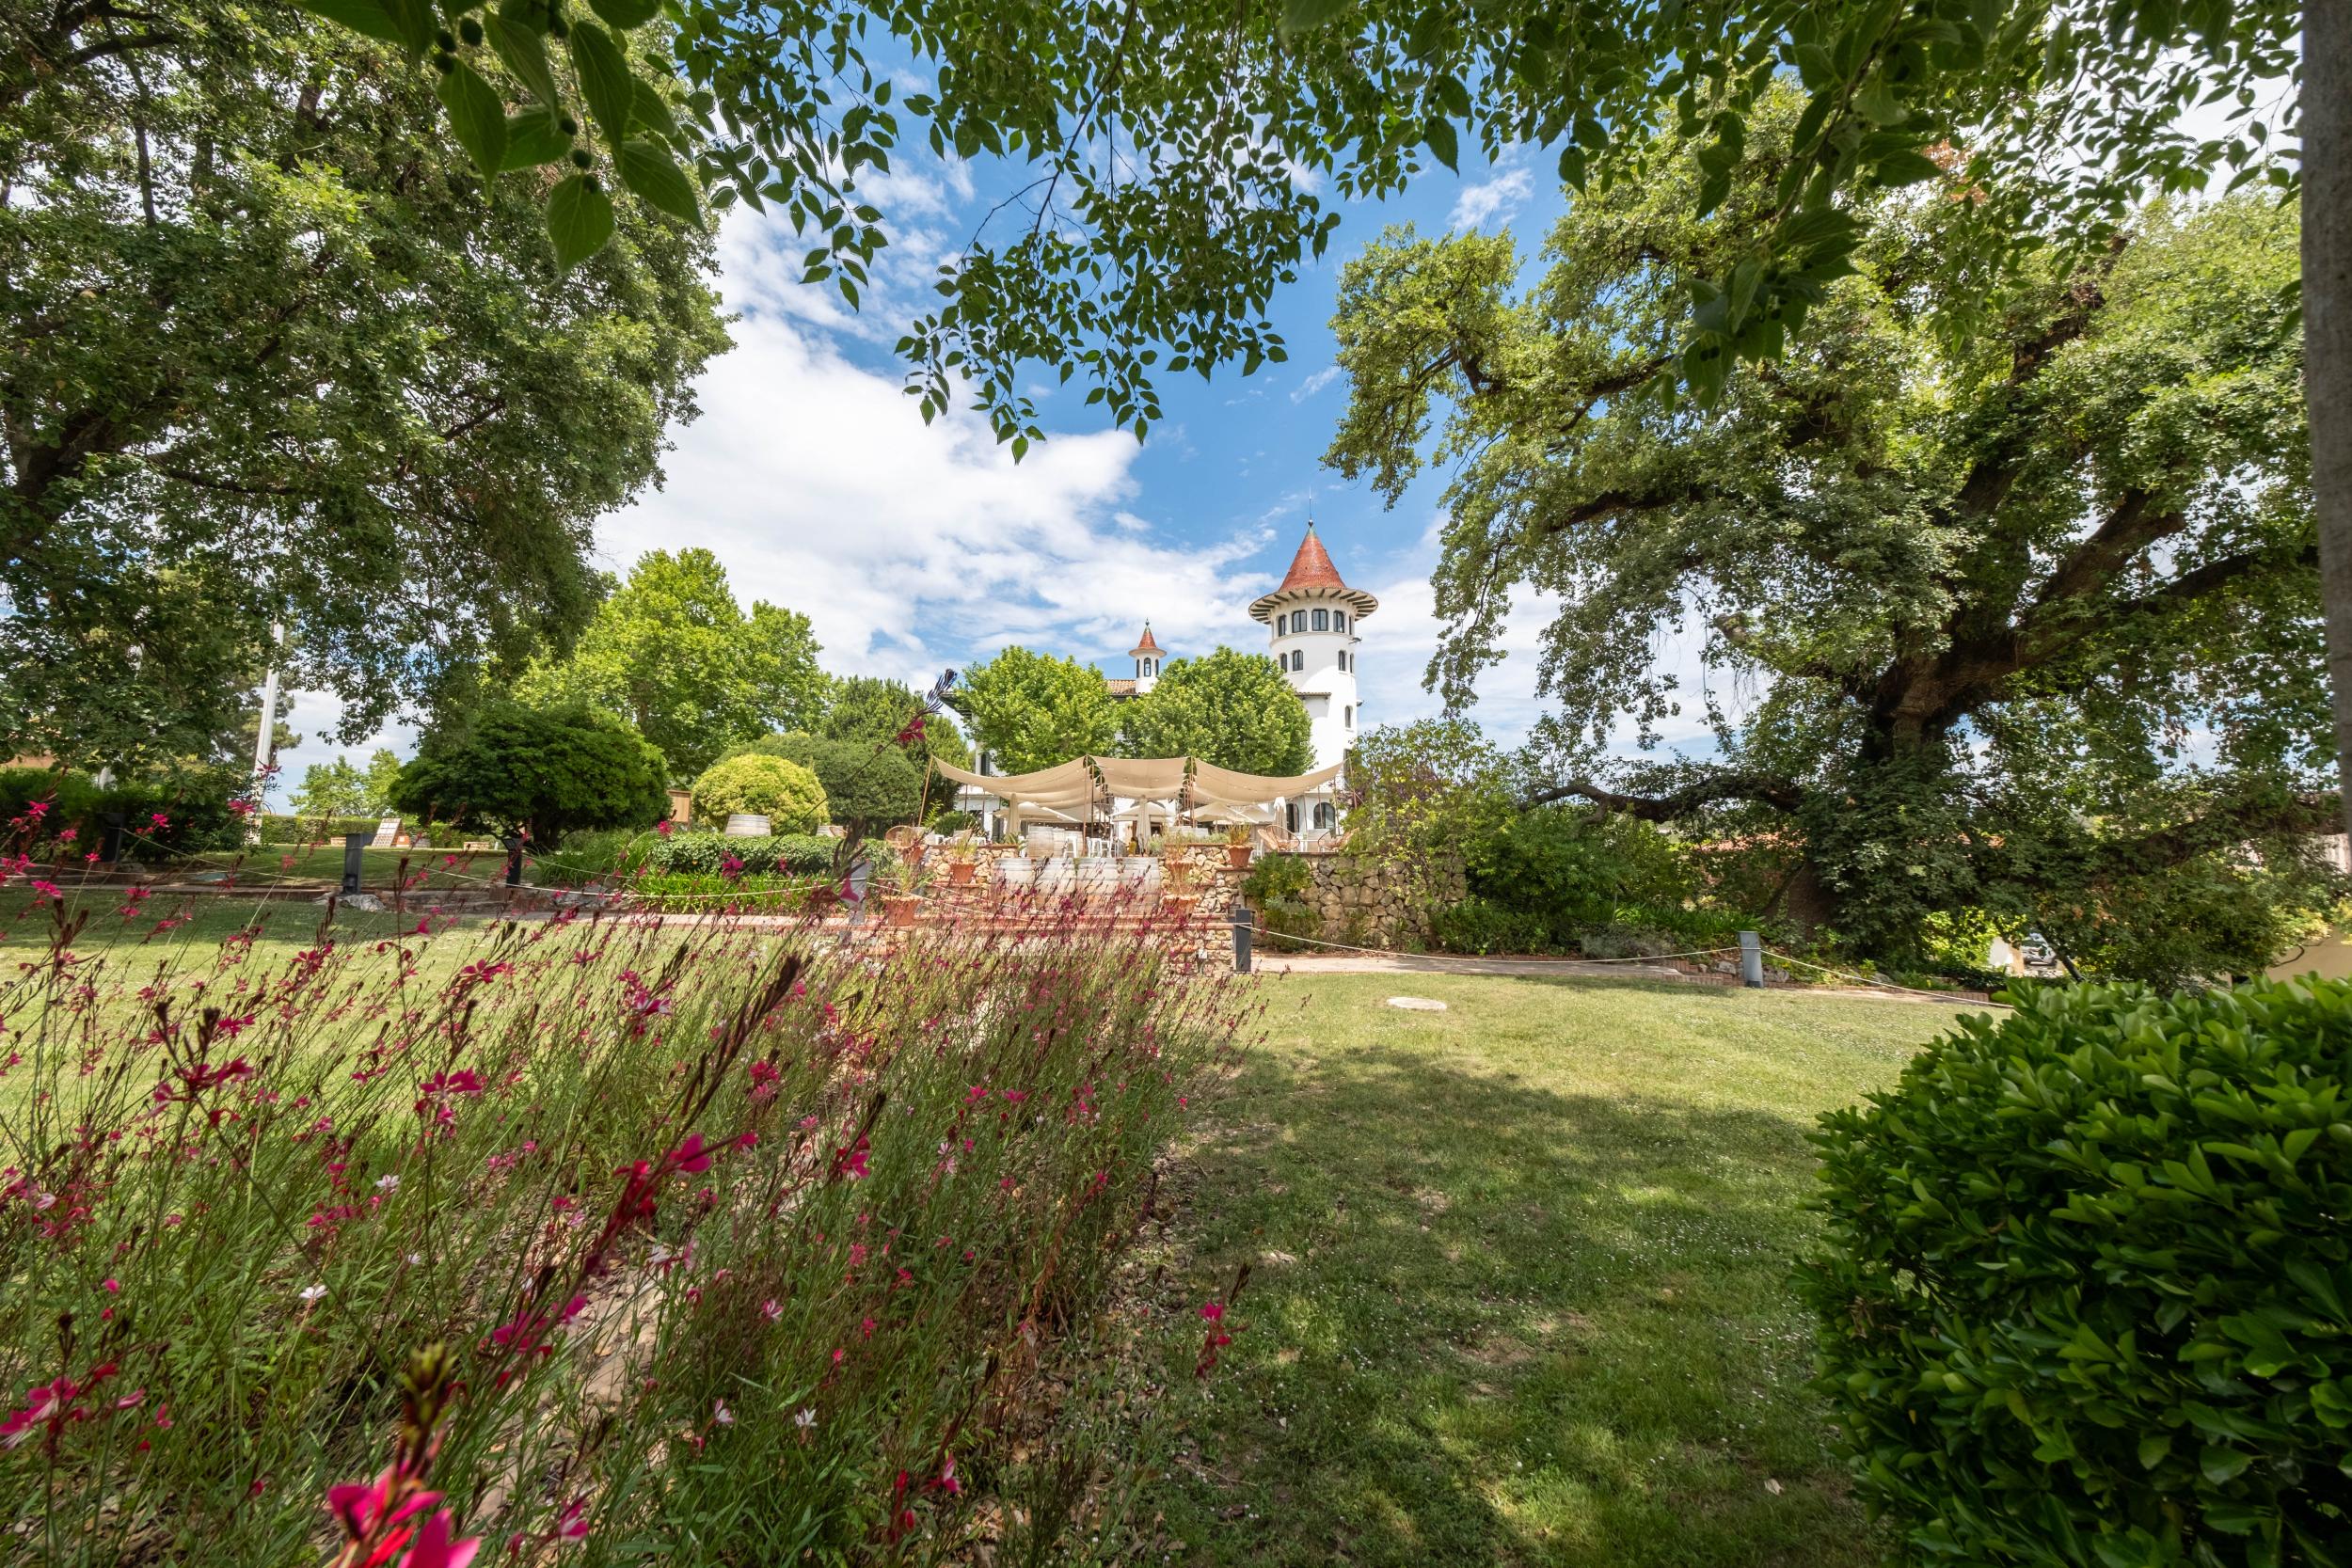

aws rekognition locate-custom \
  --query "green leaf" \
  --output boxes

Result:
[1423,116,1458,173]
[436,61,510,179]
[568,22,636,146]
[587,0,661,25]
[290,0,409,45]
[1279,0,1350,39]
[485,11,560,104]
[1872,149,1945,187]
[547,173,616,269]
[616,138,701,226]
[630,79,678,138]
[501,105,572,169]
[2201,1444,2252,1484]
[2137,1433,2171,1469]
[376,0,435,55]
[1793,43,1835,89]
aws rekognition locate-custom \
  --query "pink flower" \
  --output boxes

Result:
[655,818,674,838]
[1200,1302,1224,1322]
[1,1375,81,1450]
[56,828,76,844]
[664,1133,714,1175]
[101,1278,119,1293]
[148,813,169,830]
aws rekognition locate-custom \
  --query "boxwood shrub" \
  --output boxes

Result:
[644,832,843,877]
[1798,979,2352,1566]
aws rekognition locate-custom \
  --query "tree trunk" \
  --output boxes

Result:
[2311,0,2352,837]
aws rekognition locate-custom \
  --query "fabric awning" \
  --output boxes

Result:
[936,754,1342,816]
[1189,758,1343,804]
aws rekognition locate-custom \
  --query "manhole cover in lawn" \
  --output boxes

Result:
[1386,996,1448,1011]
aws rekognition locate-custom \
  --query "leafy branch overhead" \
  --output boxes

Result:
[289,0,2298,447]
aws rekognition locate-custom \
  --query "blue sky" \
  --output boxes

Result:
[267,136,1645,800]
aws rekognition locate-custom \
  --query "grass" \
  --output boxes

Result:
[1156,972,1969,1567]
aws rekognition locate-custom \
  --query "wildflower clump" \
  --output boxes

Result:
[0,879,1246,1562]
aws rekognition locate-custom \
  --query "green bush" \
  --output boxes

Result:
[1430,895,1547,956]
[729,733,923,831]
[389,702,670,841]
[1798,979,2352,1566]
[691,753,828,834]
[646,832,842,877]
[1,767,246,859]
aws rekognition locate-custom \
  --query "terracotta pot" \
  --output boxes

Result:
[1163,859,1194,891]
[880,894,922,928]
[946,860,977,887]
[1224,842,1253,869]
[1163,894,1200,923]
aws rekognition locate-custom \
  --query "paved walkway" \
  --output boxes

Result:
[1250,949,1992,1005]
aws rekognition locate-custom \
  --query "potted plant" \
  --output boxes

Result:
[945,832,981,887]
[1223,823,1254,870]
[874,845,929,927]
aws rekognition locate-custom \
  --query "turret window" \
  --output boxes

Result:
[1344,705,1353,727]
[1276,613,1288,635]
[1334,612,1346,632]
[1311,608,1329,631]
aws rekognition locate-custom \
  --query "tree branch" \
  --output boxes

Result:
[1518,770,1805,818]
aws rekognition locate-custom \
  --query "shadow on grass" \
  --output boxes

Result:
[1159,1031,1882,1568]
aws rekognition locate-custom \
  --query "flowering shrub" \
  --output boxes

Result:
[0,881,1247,1562]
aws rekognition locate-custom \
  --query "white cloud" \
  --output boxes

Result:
[1289,366,1342,404]
[1450,166,1533,230]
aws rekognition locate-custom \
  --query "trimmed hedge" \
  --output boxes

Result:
[0,766,245,859]
[644,832,844,877]
[690,753,828,834]
[1799,980,2352,1566]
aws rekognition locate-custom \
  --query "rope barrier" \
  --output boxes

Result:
[1757,948,2012,1007]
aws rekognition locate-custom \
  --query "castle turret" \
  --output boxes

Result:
[1127,623,1165,693]
[1248,524,1375,781]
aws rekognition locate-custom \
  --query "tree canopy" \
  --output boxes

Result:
[248,0,2296,446]
[516,548,824,781]
[948,647,1118,776]
[1118,647,1311,776]
[1327,103,2331,981]
[0,4,727,771]
[388,701,669,840]
[821,675,974,772]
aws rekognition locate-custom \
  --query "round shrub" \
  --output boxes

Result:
[1799,979,2352,1566]
[689,754,828,834]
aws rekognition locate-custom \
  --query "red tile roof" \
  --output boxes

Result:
[1129,624,1163,656]
[1277,525,1347,593]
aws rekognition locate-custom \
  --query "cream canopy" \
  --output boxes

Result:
[933,755,1343,826]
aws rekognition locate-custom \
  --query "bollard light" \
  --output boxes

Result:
[342,832,369,895]
[1231,900,1254,974]
[1738,930,1764,989]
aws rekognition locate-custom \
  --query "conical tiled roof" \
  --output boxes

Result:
[1248,524,1379,623]
[1276,525,1348,593]
[1128,623,1163,657]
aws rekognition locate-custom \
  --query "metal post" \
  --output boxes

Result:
[342,831,369,895]
[501,835,524,888]
[99,811,127,866]
[1231,899,1254,974]
[1738,930,1764,989]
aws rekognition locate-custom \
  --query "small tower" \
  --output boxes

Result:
[1249,524,1377,791]
[1128,623,1166,694]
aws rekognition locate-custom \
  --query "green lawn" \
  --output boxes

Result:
[1158,973,1970,1568]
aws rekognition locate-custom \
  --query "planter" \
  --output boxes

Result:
[1224,842,1253,869]
[946,860,978,887]
[1033,859,1074,896]
[996,858,1037,892]
[1162,859,1194,892]
[879,894,922,928]
[1073,861,1121,903]
[1162,893,1200,923]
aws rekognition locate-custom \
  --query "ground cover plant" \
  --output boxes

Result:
[1152,973,1967,1565]
[0,869,1249,1563]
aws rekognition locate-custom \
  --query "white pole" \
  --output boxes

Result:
[251,620,284,780]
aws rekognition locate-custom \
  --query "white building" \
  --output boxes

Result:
[1251,524,1376,833]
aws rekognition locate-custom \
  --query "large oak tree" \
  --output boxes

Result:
[0,1,726,770]
[1327,102,2332,979]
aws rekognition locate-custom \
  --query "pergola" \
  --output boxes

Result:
[932,755,1343,840]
